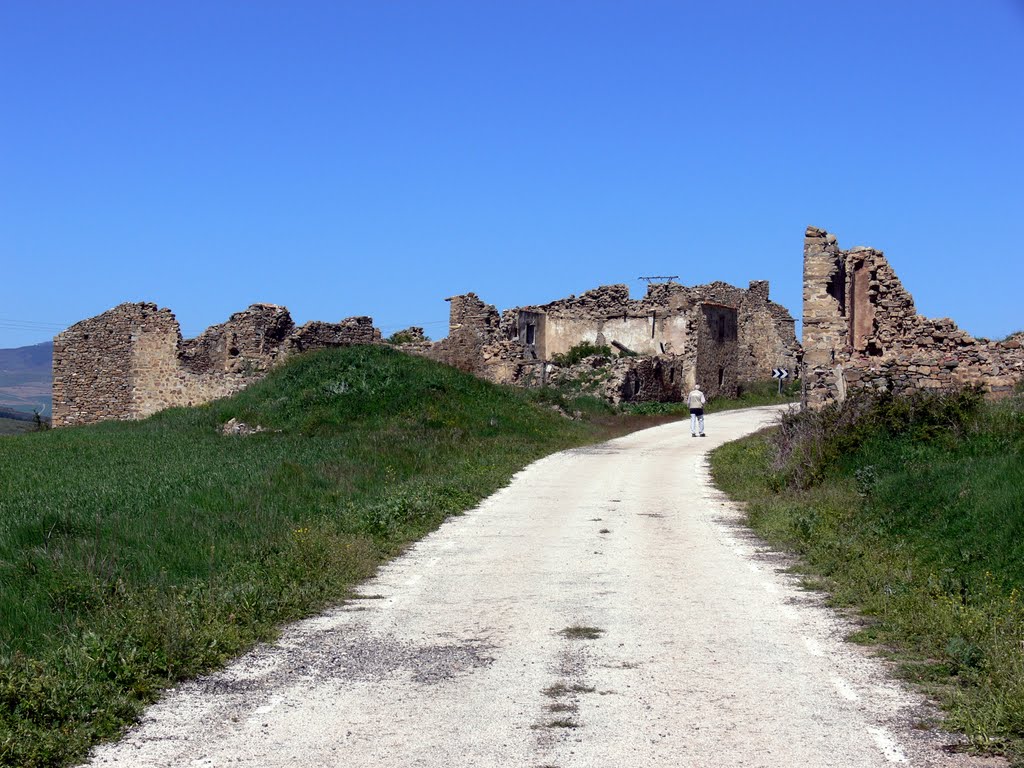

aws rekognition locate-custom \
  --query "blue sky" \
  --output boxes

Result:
[2,1,1022,349]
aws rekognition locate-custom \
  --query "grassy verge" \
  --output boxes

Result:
[620,378,799,416]
[710,389,1024,763]
[0,345,665,767]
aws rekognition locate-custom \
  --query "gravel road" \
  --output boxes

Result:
[86,406,1003,767]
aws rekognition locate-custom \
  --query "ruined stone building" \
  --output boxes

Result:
[416,280,800,403]
[802,226,1024,408]
[52,302,380,427]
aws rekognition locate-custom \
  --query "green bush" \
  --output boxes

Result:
[384,330,427,345]
[550,341,613,368]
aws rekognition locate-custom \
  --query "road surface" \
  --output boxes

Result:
[87,406,999,767]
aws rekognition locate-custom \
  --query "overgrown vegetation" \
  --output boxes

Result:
[710,388,1024,762]
[384,329,427,345]
[549,340,614,368]
[0,346,641,767]
[620,378,799,416]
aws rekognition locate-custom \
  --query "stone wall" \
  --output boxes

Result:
[53,303,381,427]
[422,293,504,378]
[424,277,798,402]
[694,303,739,398]
[549,354,686,404]
[802,226,1024,408]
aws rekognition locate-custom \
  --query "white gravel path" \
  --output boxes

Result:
[85,406,1003,767]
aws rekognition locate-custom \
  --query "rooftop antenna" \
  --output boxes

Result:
[637,275,679,284]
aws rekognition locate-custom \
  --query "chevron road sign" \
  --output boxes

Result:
[772,367,789,395]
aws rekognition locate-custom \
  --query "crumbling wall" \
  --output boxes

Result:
[424,293,504,378]
[422,276,799,403]
[693,303,739,399]
[285,317,379,355]
[550,354,685,404]
[737,281,800,384]
[523,284,688,358]
[53,303,156,427]
[802,226,1024,408]
[53,303,381,427]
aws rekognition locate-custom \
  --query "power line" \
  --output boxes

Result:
[0,318,69,330]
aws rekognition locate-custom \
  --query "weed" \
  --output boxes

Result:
[542,681,595,698]
[550,342,614,368]
[559,625,604,640]
[384,330,428,345]
[710,389,1024,759]
[547,702,577,713]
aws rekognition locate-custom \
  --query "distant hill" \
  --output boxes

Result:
[0,341,52,416]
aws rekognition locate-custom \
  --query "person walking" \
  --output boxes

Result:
[688,384,706,437]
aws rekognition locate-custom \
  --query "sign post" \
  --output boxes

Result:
[771,367,789,394]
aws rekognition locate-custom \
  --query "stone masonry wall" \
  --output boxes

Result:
[693,303,739,399]
[423,293,503,378]
[802,226,1024,408]
[52,303,155,427]
[424,278,798,403]
[53,303,381,427]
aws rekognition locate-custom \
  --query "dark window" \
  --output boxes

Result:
[525,323,536,345]
[718,315,726,340]
[718,367,725,388]
[632,376,641,396]
[669,368,675,384]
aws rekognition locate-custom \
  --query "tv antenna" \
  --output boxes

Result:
[637,275,679,284]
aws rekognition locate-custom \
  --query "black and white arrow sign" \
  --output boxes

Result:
[771,368,790,380]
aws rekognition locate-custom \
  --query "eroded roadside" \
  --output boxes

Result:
[86,406,1003,767]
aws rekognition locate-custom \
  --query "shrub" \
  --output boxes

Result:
[550,342,613,368]
[384,330,427,345]
[773,387,983,488]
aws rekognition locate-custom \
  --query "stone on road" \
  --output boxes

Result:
[86,406,997,767]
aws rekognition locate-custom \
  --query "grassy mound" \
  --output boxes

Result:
[0,345,601,767]
[711,389,1024,761]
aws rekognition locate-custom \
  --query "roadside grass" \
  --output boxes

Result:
[710,390,1024,763]
[0,345,659,768]
[620,378,799,417]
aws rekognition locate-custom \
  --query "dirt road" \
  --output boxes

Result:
[86,406,997,767]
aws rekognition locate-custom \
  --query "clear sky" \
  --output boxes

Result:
[2,1,1022,349]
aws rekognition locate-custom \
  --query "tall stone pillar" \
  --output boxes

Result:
[802,226,850,407]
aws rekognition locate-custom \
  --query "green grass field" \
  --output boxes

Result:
[710,390,1024,763]
[0,417,34,436]
[0,346,634,767]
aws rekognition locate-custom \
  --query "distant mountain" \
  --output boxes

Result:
[0,341,52,416]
